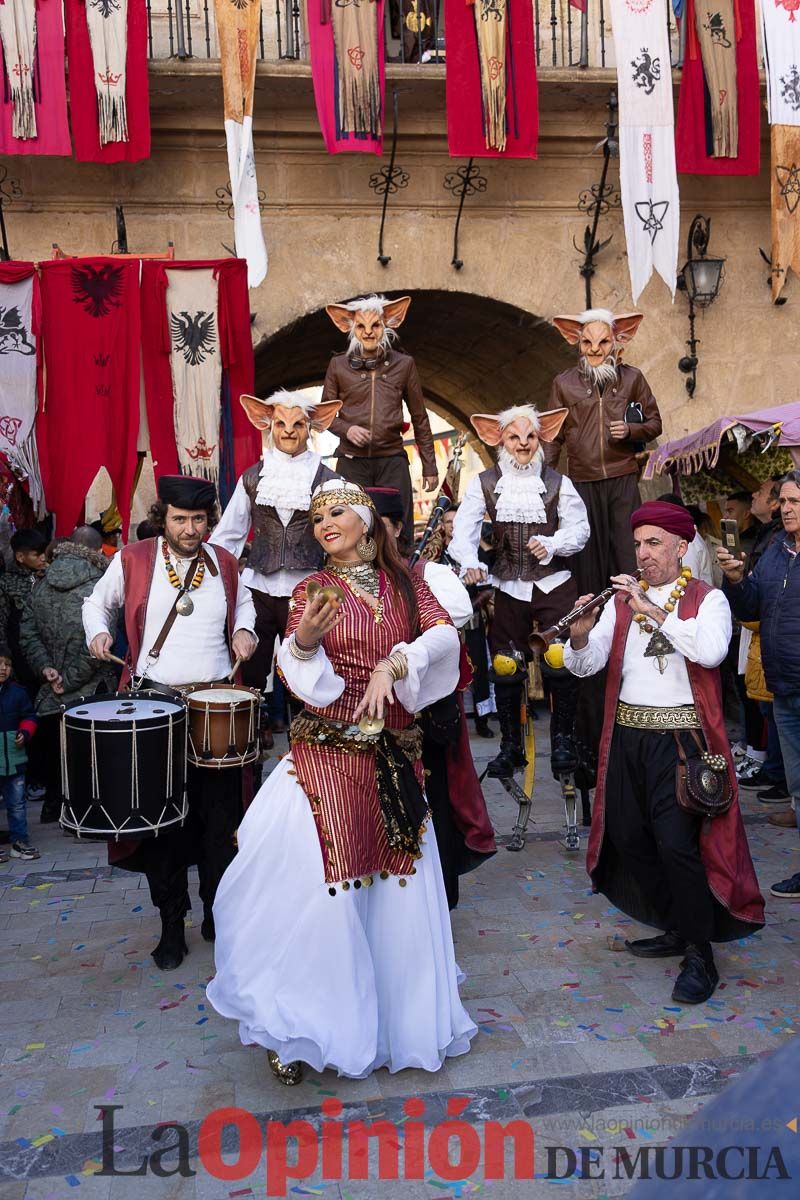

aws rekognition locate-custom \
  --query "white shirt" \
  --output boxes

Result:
[82,540,257,686]
[210,448,322,598]
[421,561,473,629]
[450,468,590,601]
[563,580,731,707]
[683,532,714,587]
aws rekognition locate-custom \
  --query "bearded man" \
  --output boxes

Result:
[564,501,764,1004]
[544,310,662,596]
[83,476,257,972]
[210,391,341,705]
[321,294,438,551]
[450,405,590,779]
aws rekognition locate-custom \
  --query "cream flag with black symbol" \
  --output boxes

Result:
[0,273,44,504]
[760,0,800,300]
[610,0,679,301]
[166,269,223,482]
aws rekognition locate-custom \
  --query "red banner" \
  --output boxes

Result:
[38,258,141,532]
[675,0,760,176]
[307,0,385,155]
[64,0,150,163]
[0,0,71,156]
[140,259,259,487]
[446,0,538,159]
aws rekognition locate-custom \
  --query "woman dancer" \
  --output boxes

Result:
[206,480,477,1082]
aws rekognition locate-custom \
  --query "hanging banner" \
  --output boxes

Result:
[166,268,223,481]
[307,0,384,155]
[213,0,268,287]
[446,0,538,158]
[0,0,71,156]
[760,0,800,299]
[140,259,260,497]
[38,258,141,532]
[0,262,44,506]
[64,0,150,163]
[609,0,679,301]
[676,0,760,175]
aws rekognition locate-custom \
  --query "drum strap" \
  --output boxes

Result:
[148,554,202,662]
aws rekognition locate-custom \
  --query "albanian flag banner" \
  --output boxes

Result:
[38,258,141,533]
[0,262,44,505]
[166,267,223,482]
[64,0,150,163]
[675,0,760,175]
[140,259,259,503]
[308,0,385,154]
[610,0,679,302]
[445,0,538,158]
[0,0,71,156]
[760,0,800,300]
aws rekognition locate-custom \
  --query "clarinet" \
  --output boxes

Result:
[409,494,451,568]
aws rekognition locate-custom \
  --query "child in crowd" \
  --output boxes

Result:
[0,644,39,862]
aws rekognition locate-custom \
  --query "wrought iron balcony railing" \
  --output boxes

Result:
[145,0,686,71]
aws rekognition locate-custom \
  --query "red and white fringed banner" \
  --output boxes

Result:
[609,0,679,301]
[38,259,142,532]
[307,0,385,154]
[0,262,44,507]
[64,0,150,163]
[445,0,538,158]
[760,0,800,300]
[0,0,71,156]
[675,0,760,176]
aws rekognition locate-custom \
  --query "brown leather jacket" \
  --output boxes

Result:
[242,461,336,575]
[321,349,437,477]
[542,364,662,483]
[480,464,567,583]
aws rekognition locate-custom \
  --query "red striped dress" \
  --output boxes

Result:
[283,569,452,885]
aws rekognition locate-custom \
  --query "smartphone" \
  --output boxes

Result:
[720,519,744,560]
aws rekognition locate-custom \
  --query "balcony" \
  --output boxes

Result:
[144,0,686,71]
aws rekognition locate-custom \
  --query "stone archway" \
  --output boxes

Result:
[254,290,575,430]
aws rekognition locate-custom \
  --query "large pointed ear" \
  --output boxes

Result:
[470,413,504,447]
[612,312,644,345]
[537,407,569,443]
[552,315,585,345]
[240,394,274,431]
[310,400,342,432]
[383,296,412,329]
[325,304,354,334]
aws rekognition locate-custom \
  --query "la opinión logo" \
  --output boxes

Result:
[97,1098,535,1196]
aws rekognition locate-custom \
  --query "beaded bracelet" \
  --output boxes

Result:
[290,635,320,661]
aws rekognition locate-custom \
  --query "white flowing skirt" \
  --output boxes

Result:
[206,756,478,1079]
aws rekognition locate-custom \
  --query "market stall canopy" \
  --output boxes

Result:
[644,401,800,486]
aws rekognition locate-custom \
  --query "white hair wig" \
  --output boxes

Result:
[267,388,319,417]
[577,308,616,328]
[344,294,389,314]
[497,405,542,432]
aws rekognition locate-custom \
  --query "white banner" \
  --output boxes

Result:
[166,268,222,481]
[0,276,37,456]
[610,0,679,301]
[760,0,800,126]
[225,116,268,289]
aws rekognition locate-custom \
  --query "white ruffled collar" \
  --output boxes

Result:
[494,448,547,523]
[256,447,320,512]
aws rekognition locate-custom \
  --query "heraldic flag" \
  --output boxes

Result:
[760,0,800,301]
[610,0,679,301]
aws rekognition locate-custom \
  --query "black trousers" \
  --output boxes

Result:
[490,578,579,661]
[141,765,243,921]
[240,591,290,694]
[604,725,714,943]
[573,474,641,597]
[336,453,414,552]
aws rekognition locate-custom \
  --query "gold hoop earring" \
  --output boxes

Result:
[356,534,377,562]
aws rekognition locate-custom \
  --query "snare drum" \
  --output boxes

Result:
[182,683,260,769]
[60,694,188,840]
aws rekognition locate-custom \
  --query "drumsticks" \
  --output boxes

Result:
[228,657,243,682]
[106,653,129,669]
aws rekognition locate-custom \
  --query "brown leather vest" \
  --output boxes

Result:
[480,463,567,583]
[242,460,337,575]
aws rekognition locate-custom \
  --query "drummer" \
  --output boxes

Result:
[83,475,257,971]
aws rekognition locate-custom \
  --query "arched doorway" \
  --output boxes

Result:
[254,290,574,430]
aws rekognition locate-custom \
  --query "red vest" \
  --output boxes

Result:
[587,579,764,935]
[119,538,241,686]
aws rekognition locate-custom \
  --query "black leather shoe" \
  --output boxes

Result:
[201,910,215,942]
[474,716,495,739]
[152,920,188,971]
[625,930,687,958]
[671,944,719,1004]
[486,742,526,778]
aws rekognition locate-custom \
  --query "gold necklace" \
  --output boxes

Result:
[327,561,384,623]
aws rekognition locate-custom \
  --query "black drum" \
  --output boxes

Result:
[60,693,188,840]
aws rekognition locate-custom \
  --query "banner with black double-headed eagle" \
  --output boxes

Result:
[609,0,679,301]
[760,0,800,300]
[166,269,223,482]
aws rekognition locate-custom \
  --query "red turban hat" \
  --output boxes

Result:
[630,501,696,543]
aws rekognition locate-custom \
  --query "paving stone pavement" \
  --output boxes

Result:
[1,723,799,1199]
